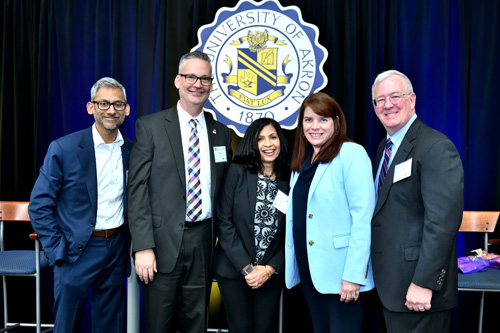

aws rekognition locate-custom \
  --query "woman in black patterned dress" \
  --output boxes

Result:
[212,118,291,333]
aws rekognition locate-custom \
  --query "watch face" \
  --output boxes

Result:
[193,0,328,137]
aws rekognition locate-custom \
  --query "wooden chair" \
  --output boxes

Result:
[0,201,53,332]
[457,211,500,333]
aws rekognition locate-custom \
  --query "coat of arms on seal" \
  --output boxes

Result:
[194,0,328,136]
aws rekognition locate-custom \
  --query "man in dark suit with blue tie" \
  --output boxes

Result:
[29,77,132,332]
[370,70,464,332]
[127,51,232,332]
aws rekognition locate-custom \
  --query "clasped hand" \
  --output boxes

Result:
[245,265,273,289]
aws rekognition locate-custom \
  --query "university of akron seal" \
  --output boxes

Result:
[194,0,328,136]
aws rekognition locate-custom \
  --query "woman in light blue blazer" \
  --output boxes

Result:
[285,92,375,332]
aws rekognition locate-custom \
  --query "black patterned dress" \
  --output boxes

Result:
[253,174,279,265]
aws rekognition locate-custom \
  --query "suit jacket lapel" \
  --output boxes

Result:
[374,119,420,216]
[78,127,98,215]
[121,139,131,212]
[246,172,258,228]
[205,111,217,198]
[276,177,288,229]
[164,107,186,190]
[308,163,328,203]
[374,140,385,177]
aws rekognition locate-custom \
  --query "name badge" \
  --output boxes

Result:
[393,158,412,183]
[213,146,227,163]
[273,190,289,214]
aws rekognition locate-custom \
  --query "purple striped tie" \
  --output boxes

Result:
[186,119,202,221]
[377,138,393,194]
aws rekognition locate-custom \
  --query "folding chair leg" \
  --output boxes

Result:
[2,276,7,329]
[0,324,20,333]
[478,291,484,333]
[36,241,41,333]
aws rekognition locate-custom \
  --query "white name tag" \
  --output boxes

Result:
[213,146,227,163]
[393,158,412,183]
[272,190,289,214]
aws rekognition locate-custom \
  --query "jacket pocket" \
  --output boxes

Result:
[152,215,162,228]
[333,235,350,248]
[404,245,421,261]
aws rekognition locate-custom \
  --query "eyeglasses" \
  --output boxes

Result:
[92,101,127,111]
[373,93,412,108]
[179,74,213,86]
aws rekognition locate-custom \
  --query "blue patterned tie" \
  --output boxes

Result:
[377,138,393,194]
[186,119,202,221]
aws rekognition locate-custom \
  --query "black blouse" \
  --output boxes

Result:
[292,147,319,271]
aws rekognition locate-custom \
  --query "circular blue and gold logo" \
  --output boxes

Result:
[194,0,328,136]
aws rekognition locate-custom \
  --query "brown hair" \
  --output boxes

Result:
[290,92,351,171]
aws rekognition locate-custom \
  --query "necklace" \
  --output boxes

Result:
[259,171,275,179]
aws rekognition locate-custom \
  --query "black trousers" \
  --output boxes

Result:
[216,274,283,333]
[300,269,366,333]
[142,221,212,333]
[382,306,451,333]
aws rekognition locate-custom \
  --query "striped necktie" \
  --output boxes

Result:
[186,119,202,221]
[377,138,393,194]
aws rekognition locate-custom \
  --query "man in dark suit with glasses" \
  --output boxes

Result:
[127,50,232,333]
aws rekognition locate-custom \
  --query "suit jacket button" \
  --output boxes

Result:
[309,240,314,246]
[308,214,313,219]
[78,246,83,251]
[179,223,183,229]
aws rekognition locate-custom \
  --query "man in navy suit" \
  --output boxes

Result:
[29,77,132,333]
[371,70,463,332]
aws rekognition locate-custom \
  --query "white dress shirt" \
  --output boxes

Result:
[92,124,125,230]
[177,101,212,221]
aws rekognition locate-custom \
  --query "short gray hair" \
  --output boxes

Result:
[90,77,127,102]
[178,50,212,74]
[372,70,413,100]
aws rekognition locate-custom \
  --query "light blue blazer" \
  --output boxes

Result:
[285,142,375,294]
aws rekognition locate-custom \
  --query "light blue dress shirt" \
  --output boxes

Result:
[374,114,417,200]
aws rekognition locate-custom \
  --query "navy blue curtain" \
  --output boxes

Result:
[1,0,499,331]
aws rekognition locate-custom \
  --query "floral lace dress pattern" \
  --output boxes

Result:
[253,175,278,265]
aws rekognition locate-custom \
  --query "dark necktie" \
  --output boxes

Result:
[377,138,393,194]
[186,119,202,221]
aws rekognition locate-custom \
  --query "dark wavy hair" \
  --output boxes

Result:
[234,118,291,180]
[291,92,351,171]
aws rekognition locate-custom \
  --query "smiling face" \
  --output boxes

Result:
[86,87,130,138]
[302,106,335,154]
[257,124,281,172]
[174,58,213,116]
[373,75,416,136]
